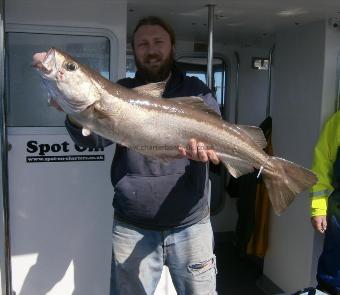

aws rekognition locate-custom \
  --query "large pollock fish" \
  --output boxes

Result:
[32,48,317,215]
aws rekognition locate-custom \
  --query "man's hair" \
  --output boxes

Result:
[132,16,176,49]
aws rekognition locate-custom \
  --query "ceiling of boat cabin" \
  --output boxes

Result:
[126,0,340,48]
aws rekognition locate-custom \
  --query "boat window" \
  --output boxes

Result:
[176,57,227,111]
[6,32,111,127]
[125,55,226,110]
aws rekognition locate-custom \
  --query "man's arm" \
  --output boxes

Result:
[310,112,339,233]
[201,92,221,115]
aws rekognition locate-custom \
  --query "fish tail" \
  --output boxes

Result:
[262,156,317,215]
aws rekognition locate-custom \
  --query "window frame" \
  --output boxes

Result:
[5,24,118,127]
[176,55,228,116]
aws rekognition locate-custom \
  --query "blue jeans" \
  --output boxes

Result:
[110,216,217,295]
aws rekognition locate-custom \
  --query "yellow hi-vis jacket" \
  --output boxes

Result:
[310,111,340,217]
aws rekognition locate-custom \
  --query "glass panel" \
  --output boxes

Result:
[126,55,136,78]
[6,32,110,127]
[186,71,207,84]
[214,70,224,106]
[176,57,226,108]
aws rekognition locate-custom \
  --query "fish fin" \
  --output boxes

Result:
[133,82,166,98]
[171,96,221,118]
[236,125,267,149]
[82,128,91,136]
[216,152,254,178]
[263,157,318,215]
[92,102,112,119]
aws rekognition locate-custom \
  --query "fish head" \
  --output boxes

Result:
[32,48,100,114]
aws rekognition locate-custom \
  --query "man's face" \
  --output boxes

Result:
[133,25,174,82]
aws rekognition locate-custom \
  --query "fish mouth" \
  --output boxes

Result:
[32,48,55,75]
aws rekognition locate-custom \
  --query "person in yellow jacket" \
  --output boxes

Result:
[310,111,340,295]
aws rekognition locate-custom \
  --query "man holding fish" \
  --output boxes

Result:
[63,16,219,294]
[33,15,317,295]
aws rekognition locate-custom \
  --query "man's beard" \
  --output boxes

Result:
[135,52,174,83]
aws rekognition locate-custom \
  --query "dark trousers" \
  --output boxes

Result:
[316,190,340,295]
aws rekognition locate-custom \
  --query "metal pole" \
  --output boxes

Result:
[206,4,215,90]
[234,52,240,124]
[0,0,12,294]
[336,76,340,112]
[336,51,340,112]
[266,44,275,117]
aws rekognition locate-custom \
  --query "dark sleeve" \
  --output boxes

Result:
[65,116,113,148]
[201,92,221,116]
[191,77,221,116]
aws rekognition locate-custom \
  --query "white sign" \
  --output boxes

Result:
[8,127,115,295]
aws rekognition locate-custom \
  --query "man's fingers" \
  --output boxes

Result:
[321,218,327,232]
[179,139,220,164]
[197,142,208,162]
[178,146,187,158]
[188,139,198,159]
[319,216,327,233]
[311,216,327,234]
[207,150,220,165]
[315,221,324,233]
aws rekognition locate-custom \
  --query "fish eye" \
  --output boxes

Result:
[64,62,78,71]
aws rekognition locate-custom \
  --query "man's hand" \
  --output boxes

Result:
[311,215,327,234]
[178,138,220,164]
